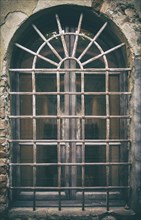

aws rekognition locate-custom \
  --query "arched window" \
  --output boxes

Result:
[9,6,131,210]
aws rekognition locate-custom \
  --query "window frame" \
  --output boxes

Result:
[9,12,131,211]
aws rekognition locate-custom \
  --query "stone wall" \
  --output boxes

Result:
[0,0,141,219]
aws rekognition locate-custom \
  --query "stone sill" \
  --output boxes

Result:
[8,207,135,220]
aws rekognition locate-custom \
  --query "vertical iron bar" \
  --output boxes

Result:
[16,72,21,187]
[57,70,61,210]
[72,13,83,57]
[64,31,70,199]
[9,143,13,207]
[69,29,77,198]
[32,69,36,211]
[81,69,85,210]
[56,15,69,57]
[106,65,110,211]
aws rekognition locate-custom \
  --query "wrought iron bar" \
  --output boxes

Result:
[82,43,125,66]
[78,22,107,61]
[32,24,62,61]
[15,43,58,67]
[9,115,131,119]
[72,13,83,57]
[10,162,131,166]
[9,139,131,143]
[10,186,130,190]
[9,92,131,95]
[9,68,131,72]
[56,14,69,57]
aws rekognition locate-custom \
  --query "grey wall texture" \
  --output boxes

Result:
[0,0,141,219]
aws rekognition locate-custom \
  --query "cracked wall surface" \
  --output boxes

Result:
[0,0,141,219]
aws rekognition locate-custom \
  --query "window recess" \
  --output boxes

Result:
[9,12,131,211]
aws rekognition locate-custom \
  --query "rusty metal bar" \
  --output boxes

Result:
[9,92,131,95]
[9,68,131,72]
[81,64,85,211]
[82,43,125,66]
[105,52,110,211]
[78,22,107,61]
[9,115,131,119]
[57,70,62,210]
[16,142,121,146]
[32,66,36,210]
[56,14,69,57]
[72,13,83,57]
[15,43,58,67]
[10,162,131,166]
[10,186,130,190]
[9,139,131,143]
[32,24,62,61]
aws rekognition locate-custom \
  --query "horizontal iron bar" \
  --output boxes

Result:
[9,186,130,190]
[9,68,131,72]
[9,115,131,119]
[17,142,121,146]
[9,92,131,95]
[9,139,131,143]
[9,162,131,166]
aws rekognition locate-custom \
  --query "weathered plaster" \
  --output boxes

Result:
[0,11,28,72]
[33,0,92,13]
[131,56,141,213]
[0,0,38,25]
[100,1,141,55]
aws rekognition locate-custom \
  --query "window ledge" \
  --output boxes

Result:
[8,207,135,220]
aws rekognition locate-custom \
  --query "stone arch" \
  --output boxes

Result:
[0,0,140,218]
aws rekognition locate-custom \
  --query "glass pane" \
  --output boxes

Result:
[60,74,65,92]
[85,145,106,163]
[36,166,58,186]
[20,119,33,139]
[37,145,57,163]
[36,119,57,139]
[36,74,56,92]
[109,95,120,115]
[20,145,33,163]
[84,74,105,92]
[85,165,106,186]
[36,95,57,115]
[109,145,120,162]
[20,95,32,115]
[109,75,119,92]
[60,95,81,115]
[85,95,106,115]
[19,74,32,92]
[110,119,120,139]
[21,166,33,186]
[85,119,106,139]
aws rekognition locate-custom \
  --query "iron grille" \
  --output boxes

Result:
[9,13,131,211]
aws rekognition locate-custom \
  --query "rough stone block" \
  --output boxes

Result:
[0,151,7,158]
[0,119,6,129]
[0,174,7,182]
[0,194,7,204]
